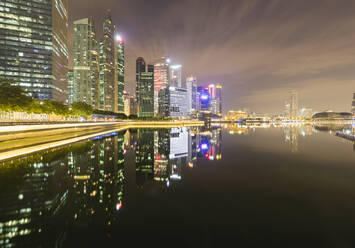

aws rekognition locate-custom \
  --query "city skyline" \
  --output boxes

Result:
[69,0,355,114]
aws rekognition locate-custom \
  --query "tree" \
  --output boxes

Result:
[70,102,93,117]
[0,78,33,112]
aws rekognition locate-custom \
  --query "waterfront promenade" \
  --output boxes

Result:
[0,120,204,162]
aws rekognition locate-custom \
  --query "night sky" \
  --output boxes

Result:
[69,0,355,114]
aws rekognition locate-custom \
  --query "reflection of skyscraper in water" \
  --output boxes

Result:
[0,147,74,246]
[0,133,126,246]
[169,127,189,180]
[135,130,155,186]
[197,128,222,161]
[284,126,298,152]
[154,130,170,183]
[69,132,125,227]
[187,129,198,168]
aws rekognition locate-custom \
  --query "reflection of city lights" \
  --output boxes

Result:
[188,162,194,168]
[201,143,208,150]
[166,180,170,187]
[200,94,209,100]
[205,153,209,158]
[216,154,222,160]
[116,201,122,211]
[209,156,214,160]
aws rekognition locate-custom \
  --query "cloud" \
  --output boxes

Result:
[70,0,355,114]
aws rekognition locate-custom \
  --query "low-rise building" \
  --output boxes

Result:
[225,110,248,121]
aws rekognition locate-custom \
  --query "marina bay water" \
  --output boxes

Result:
[0,124,354,247]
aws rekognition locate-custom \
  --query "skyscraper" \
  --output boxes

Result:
[68,70,74,104]
[197,87,210,111]
[115,35,124,113]
[186,76,197,115]
[0,0,69,102]
[169,65,182,87]
[136,57,154,117]
[169,86,188,118]
[352,93,355,116]
[154,57,170,116]
[290,90,298,120]
[216,84,222,116]
[135,57,146,102]
[99,10,115,111]
[208,84,217,114]
[73,17,100,108]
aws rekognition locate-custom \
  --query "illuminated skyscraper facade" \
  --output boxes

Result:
[99,11,115,111]
[186,76,197,114]
[216,84,222,116]
[0,0,69,102]
[136,57,154,117]
[73,17,100,108]
[154,57,170,116]
[169,65,182,87]
[68,69,74,104]
[115,35,124,113]
[197,86,210,111]
[169,86,188,118]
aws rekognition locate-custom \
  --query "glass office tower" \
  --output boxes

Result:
[136,57,154,118]
[115,35,124,113]
[0,0,69,102]
[99,10,115,111]
[73,17,100,108]
[154,57,170,116]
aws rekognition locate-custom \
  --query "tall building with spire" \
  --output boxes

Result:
[0,0,69,102]
[73,17,100,108]
[99,10,115,111]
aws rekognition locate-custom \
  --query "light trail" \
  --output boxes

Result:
[0,121,204,162]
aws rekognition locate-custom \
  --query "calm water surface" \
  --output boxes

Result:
[0,124,355,247]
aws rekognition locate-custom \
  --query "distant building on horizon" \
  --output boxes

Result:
[298,108,313,119]
[0,0,69,102]
[352,93,355,116]
[73,17,100,108]
[290,90,298,119]
[136,57,154,117]
[225,110,248,121]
